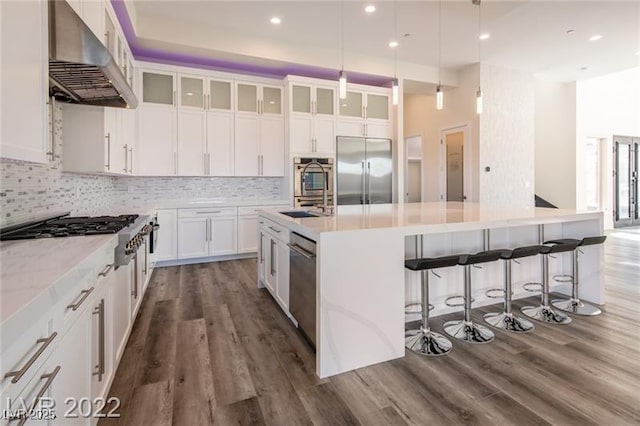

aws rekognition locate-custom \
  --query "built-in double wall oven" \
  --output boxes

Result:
[293,157,334,208]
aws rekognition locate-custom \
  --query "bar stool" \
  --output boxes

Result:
[483,246,548,333]
[404,255,459,356]
[546,236,606,316]
[521,241,578,324]
[443,250,508,344]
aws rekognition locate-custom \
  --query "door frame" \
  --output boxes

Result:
[439,124,472,202]
[613,135,639,228]
[404,134,423,203]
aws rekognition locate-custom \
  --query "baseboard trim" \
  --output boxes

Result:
[156,252,257,267]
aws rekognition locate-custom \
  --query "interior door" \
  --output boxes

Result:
[613,136,639,227]
[365,138,393,204]
[446,131,465,202]
[336,136,366,205]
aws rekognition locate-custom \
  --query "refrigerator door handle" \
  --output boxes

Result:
[367,161,372,204]
[361,161,366,204]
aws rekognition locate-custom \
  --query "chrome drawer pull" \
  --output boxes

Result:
[287,243,316,259]
[98,264,114,277]
[67,287,94,311]
[268,226,281,233]
[16,366,61,426]
[4,332,58,384]
[196,210,221,214]
[92,299,105,382]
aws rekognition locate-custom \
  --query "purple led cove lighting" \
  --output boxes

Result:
[110,0,391,86]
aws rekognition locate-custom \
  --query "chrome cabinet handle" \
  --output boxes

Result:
[287,242,316,259]
[196,210,221,214]
[268,226,281,233]
[98,264,113,277]
[129,147,133,173]
[259,232,264,263]
[4,332,58,384]
[105,133,111,170]
[67,287,95,311]
[131,257,138,299]
[47,97,56,160]
[143,240,148,274]
[92,299,105,382]
[270,239,276,275]
[15,366,61,426]
[209,218,213,241]
[123,144,128,173]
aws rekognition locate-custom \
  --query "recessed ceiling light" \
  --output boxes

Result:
[389,41,399,48]
[479,33,491,40]
[589,34,603,41]
[365,5,376,13]
[580,66,588,71]
[566,29,575,35]
[270,17,281,25]
[636,51,640,55]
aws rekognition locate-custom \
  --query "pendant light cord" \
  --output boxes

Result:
[438,0,442,85]
[341,0,345,70]
[393,0,397,78]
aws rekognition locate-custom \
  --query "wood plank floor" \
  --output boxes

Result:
[100,227,640,425]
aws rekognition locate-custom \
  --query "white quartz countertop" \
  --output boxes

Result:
[0,235,116,324]
[260,202,603,239]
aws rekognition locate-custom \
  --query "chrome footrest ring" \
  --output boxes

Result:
[445,295,474,307]
[553,274,573,283]
[404,302,422,315]
[485,288,506,299]
[523,282,543,292]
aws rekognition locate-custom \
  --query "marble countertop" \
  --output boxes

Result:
[259,202,603,239]
[0,235,117,324]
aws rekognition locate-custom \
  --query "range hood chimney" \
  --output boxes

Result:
[48,0,138,109]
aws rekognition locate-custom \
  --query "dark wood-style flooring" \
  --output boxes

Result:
[101,228,640,425]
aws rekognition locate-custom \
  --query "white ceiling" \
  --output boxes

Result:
[129,0,640,83]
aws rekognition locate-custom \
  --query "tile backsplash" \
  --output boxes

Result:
[0,104,286,228]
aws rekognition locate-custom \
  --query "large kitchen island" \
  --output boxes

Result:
[258,202,604,378]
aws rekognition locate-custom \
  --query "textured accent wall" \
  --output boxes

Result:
[111,176,285,210]
[0,104,116,227]
[479,64,535,209]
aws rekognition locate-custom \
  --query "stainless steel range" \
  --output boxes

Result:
[0,213,154,266]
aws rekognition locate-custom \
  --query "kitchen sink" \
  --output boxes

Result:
[279,210,324,218]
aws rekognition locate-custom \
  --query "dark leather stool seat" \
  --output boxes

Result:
[404,254,459,356]
[484,245,550,333]
[545,235,607,316]
[443,250,508,344]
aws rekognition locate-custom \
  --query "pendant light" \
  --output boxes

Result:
[475,0,483,115]
[339,0,347,99]
[391,0,399,105]
[436,0,443,110]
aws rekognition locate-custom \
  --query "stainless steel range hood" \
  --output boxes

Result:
[48,0,138,109]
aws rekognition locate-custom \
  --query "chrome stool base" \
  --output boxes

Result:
[443,320,495,344]
[551,298,602,316]
[405,327,453,356]
[521,305,572,324]
[483,312,535,333]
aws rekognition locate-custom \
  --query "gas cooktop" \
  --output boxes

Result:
[0,214,139,240]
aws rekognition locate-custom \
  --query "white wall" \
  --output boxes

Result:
[576,67,640,228]
[403,64,480,202]
[534,80,577,209]
[479,64,535,209]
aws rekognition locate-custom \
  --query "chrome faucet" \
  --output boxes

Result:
[301,160,332,215]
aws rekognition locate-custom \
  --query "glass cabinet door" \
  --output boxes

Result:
[292,85,311,114]
[142,71,174,106]
[366,94,389,120]
[209,80,231,111]
[262,86,282,115]
[180,76,204,108]
[237,83,258,113]
[339,91,363,118]
[315,87,334,115]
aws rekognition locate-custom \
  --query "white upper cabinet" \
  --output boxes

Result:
[337,86,392,139]
[141,70,176,107]
[137,105,178,175]
[206,78,234,176]
[287,78,337,155]
[178,74,206,176]
[0,0,49,164]
[236,82,282,116]
[179,75,205,109]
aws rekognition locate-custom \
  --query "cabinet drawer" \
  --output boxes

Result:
[238,204,289,216]
[260,218,289,243]
[179,207,237,218]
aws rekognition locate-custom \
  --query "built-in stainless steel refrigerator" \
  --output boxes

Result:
[336,136,393,205]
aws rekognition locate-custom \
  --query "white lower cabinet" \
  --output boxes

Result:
[237,205,289,254]
[155,209,178,262]
[177,208,238,259]
[259,219,290,313]
[110,265,131,362]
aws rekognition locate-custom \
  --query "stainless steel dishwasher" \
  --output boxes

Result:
[288,232,317,349]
